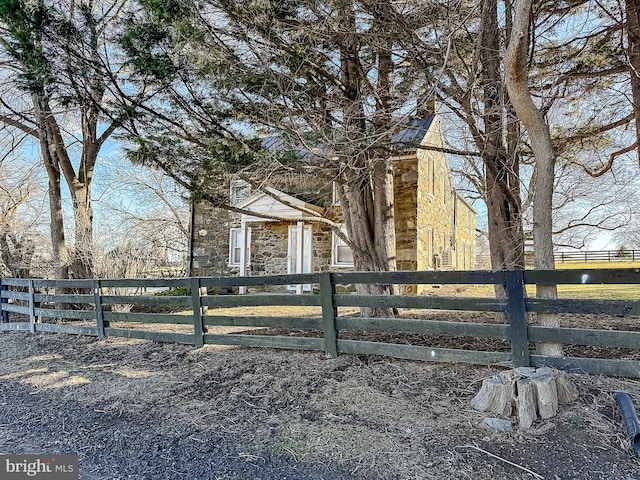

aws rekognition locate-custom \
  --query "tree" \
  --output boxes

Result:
[505,0,562,356]
[0,155,46,277]
[436,0,639,274]
[0,0,130,279]
[94,160,190,277]
[119,0,462,312]
[626,0,640,161]
[550,158,636,249]
[476,0,526,275]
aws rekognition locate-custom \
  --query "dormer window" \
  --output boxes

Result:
[230,180,251,205]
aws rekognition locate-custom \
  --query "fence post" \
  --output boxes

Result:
[320,272,338,357]
[505,270,530,367]
[28,279,36,334]
[94,279,105,340]
[191,277,205,348]
[0,278,8,323]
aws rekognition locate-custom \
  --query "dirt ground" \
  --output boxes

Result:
[2,322,640,479]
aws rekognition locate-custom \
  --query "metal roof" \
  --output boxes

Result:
[261,116,434,157]
[390,117,434,149]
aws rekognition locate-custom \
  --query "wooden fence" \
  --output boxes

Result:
[555,250,640,263]
[1,269,639,378]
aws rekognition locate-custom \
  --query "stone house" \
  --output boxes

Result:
[188,115,477,288]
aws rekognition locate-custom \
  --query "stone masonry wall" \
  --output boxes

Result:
[416,116,453,271]
[394,158,418,271]
[191,118,476,284]
[190,201,233,277]
[247,221,335,276]
[454,195,477,270]
[415,116,476,275]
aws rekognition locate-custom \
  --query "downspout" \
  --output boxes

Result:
[614,391,640,456]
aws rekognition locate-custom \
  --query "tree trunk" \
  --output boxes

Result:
[479,0,526,307]
[69,183,94,279]
[626,0,640,163]
[505,0,562,357]
[33,96,98,280]
[338,169,397,317]
[471,367,578,432]
[333,2,397,317]
[33,96,70,280]
[47,174,70,281]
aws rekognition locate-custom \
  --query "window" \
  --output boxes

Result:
[230,180,251,205]
[332,181,340,206]
[426,227,434,269]
[229,228,251,266]
[332,225,354,267]
[428,157,435,196]
[442,171,448,205]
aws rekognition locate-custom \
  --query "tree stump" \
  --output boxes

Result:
[471,367,578,431]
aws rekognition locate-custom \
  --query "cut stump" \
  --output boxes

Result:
[471,367,578,432]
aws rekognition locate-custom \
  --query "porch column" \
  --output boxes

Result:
[239,219,249,295]
[296,221,304,295]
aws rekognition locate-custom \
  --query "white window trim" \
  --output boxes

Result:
[428,157,436,198]
[331,181,340,206]
[228,227,251,266]
[427,227,434,270]
[287,224,313,292]
[331,225,354,267]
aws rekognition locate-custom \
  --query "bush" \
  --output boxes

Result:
[154,287,191,296]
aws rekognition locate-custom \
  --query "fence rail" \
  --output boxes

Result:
[1,269,640,378]
[555,249,640,263]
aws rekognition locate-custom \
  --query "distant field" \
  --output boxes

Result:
[543,260,640,299]
[486,261,640,299]
[552,284,640,300]
[432,261,640,300]
[554,260,640,270]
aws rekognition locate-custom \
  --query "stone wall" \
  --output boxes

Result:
[246,223,288,276]
[247,221,336,276]
[190,201,233,277]
[394,158,418,271]
[415,116,476,275]
[190,117,476,284]
[454,195,477,270]
[416,116,452,271]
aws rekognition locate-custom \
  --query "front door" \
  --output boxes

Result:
[288,224,312,291]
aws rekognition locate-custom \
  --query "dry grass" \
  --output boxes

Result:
[1,332,640,479]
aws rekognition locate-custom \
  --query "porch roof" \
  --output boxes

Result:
[237,187,325,222]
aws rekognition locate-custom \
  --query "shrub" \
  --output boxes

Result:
[154,287,191,296]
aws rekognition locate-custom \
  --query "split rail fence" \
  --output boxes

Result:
[1,269,640,378]
[555,249,640,263]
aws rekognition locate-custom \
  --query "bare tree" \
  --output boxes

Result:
[94,160,190,277]
[119,0,466,315]
[0,0,131,279]
[505,0,562,357]
[0,155,46,277]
